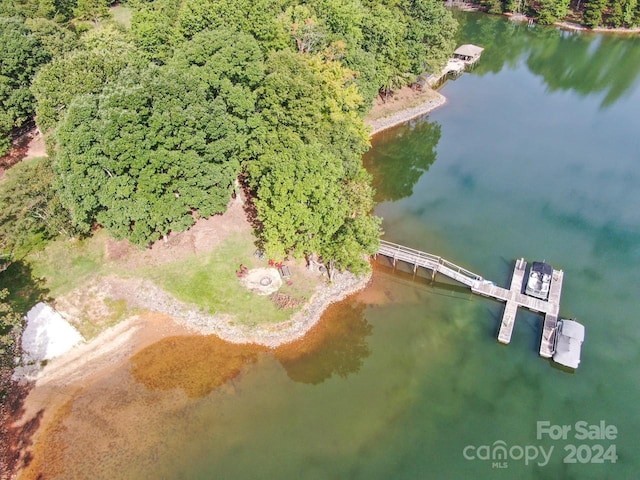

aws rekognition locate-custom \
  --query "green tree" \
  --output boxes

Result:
[0,289,21,365]
[309,0,365,47]
[535,0,570,24]
[249,51,380,274]
[130,0,179,61]
[360,3,411,96]
[280,4,329,54]
[342,46,380,110]
[622,0,639,26]
[0,158,72,263]
[0,0,77,20]
[257,51,369,175]
[608,0,638,26]
[54,30,264,245]
[584,0,608,26]
[25,18,79,57]
[610,0,625,26]
[403,0,457,74]
[32,48,139,131]
[0,18,51,155]
[248,138,351,259]
[74,0,110,24]
[174,0,290,50]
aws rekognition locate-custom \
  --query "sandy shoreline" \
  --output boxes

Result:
[14,269,371,386]
[5,272,371,479]
[366,90,447,136]
[554,20,640,34]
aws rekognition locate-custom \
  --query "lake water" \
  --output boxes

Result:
[38,13,640,480]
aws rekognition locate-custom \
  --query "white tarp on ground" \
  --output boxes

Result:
[21,302,83,363]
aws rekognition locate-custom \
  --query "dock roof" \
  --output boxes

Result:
[453,44,484,57]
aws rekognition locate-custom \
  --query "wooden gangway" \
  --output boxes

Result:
[376,240,564,357]
[377,240,484,288]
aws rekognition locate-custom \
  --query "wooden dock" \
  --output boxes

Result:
[376,240,564,357]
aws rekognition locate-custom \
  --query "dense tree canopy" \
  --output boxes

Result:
[480,0,640,27]
[32,34,142,131]
[0,17,50,154]
[55,30,263,245]
[0,0,77,21]
[248,51,380,274]
[1,0,465,274]
[0,158,71,262]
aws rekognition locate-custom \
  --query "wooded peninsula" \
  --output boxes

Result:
[0,0,460,366]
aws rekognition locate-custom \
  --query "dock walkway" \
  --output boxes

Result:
[376,240,564,356]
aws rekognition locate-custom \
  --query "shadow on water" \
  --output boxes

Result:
[455,11,640,108]
[131,297,375,395]
[549,360,576,374]
[364,119,441,203]
[372,258,476,299]
[274,301,373,385]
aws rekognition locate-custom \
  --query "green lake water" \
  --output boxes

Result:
[59,13,640,480]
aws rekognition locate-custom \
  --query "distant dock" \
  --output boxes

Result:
[427,44,484,87]
[375,240,564,358]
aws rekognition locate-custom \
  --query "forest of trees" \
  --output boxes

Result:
[0,0,460,282]
[480,0,640,27]
[1,0,637,362]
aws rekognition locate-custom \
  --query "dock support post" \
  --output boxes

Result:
[431,268,437,286]
[413,263,418,280]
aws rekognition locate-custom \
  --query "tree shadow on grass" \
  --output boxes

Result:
[0,260,50,317]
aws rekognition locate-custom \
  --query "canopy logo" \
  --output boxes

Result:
[462,420,618,469]
[462,441,553,469]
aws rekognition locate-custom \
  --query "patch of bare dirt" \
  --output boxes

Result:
[0,128,47,179]
[270,292,305,310]
[104,194,251,270]
[366,86,442,122]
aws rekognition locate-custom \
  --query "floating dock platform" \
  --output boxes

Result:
[375,240,564,358]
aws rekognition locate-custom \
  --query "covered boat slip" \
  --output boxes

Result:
[453,44,485,62]
[426,44,485,85]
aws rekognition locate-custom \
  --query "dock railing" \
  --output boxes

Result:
[377,240,483,287]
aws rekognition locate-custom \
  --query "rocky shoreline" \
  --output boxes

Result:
[46,270,372,353]
[206,270,372,348]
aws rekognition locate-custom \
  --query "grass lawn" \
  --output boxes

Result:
[136,234,318,326]
[6,221,320,333]
[28,229,109,297]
